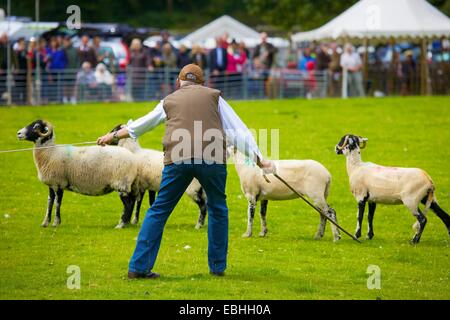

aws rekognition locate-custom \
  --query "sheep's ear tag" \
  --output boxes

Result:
[348,138,354,145]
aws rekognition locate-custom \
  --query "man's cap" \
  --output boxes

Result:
[178,64,204,84]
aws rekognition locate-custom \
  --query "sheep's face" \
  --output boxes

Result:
[108,124,125,146]
[335,134,368,155]
[17,120,53,144]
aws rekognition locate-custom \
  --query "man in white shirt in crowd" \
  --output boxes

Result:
[340,43,365,97]
[97,64,275,279]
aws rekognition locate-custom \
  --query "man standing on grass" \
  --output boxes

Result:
[97,64,275,279]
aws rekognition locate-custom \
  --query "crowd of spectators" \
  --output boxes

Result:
[0,29,448,104]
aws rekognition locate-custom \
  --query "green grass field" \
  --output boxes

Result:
[0,97,449,300]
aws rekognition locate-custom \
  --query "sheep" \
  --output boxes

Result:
[17,120,139,228]
[230,147,341,241]
[335,134,450,244]
[109,124,207,228]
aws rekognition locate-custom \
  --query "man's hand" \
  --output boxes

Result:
[97,132,114,146]
[257,158,277,175]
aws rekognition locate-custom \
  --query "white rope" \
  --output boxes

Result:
[0,141,98,154]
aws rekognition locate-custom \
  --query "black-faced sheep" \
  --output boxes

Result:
[17,120,139,228]
[335,134,450,244]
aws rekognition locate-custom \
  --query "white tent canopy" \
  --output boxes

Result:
[292,0,450,43]
[180,15,289,49]
[0,21,59,41]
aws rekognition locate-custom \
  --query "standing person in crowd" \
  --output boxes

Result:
[93,35,113,70]
[176,44,192,69]
[0,32,10,100]
[305,60,317,99]
[26,38,37,70]
[95,62,114,100]
[253,32,277,75]
[161,43,177,68]
[226,39,247,98]
[239,41,250,64]
[62,36,79,104]
[190,44,207,70]
[247,57,265,98]
[400,50,416,96]
[328,43,342,97]
[315,43,331,98]
[129,38,151,101]
[298,47,316,71]
[47,36,68,102]
[161,43,177,94]
[340,43,365,97]
[12,38,28,104]
[37,38,49,103]
[253,32,276,97]
[76,61,97,101]
[209,37,228,92]
[159,30,173,49]
[78,35,97,68]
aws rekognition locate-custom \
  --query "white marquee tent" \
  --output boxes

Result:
[292,0,450,96]
[0,21,58,41]
[180,15,289,50]
[292,0,450,43]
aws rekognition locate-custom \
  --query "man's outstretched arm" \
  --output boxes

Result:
[97,100,166,145]
[218,96,276,174]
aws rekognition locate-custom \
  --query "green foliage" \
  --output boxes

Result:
[9,0,450,32]
[0,97,449,299]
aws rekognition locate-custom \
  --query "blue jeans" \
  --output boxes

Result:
[128,160,228,274]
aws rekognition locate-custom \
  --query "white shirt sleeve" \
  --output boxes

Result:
[218,96,263,162]
[126,100,166,139]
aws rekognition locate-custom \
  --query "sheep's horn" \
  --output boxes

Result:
[38,123,53,138]
[337,135,349,150]
[359,137,367,149]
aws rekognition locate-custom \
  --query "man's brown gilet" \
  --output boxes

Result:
[162,84,226,165]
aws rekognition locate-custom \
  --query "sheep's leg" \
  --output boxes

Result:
[116,193,136,229]
[367,202,376,239]
[195,188,207,229]
[327,207,341,241]
[314,214,327,240]
[411,208,427,244]
[429,201,450,236]
[149,190,156,206]
[41,187,55,227]
[313,200,327,240]
[259,200,268,237]
[355,199,367,239]
[242,200,256,238]
[52,188,63,227]
[132,191,146,225]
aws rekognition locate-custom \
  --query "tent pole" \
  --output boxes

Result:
[363,38,369,93]
[35,0,41,105]
[6,0,12,106]
[420,38,428,96]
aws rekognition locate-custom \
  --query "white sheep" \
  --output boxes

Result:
[231,148,341,241]
[110,124,207,228]
[335,134,450,244]
[17,120,139,228]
